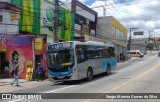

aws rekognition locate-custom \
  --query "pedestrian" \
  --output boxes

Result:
[117,55,119,63]
[11,67,19,86]
[120,53,123,62]
[122,53,125,62]
[36,63,43,81]
[10,51,20,86]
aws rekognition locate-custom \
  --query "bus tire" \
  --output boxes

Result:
[106,65,110,75]
[87,68,93,81]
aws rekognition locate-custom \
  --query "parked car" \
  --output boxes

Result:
[127,50,144,58]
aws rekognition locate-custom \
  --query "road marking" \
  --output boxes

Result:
[9,99,22,102]
[118,59,147,73]
[112,86,120,91]
[95,61,160,99]
[45,85,77,93]
[112,62,160,92]
[8,85,77,102]
[122,82,129,86]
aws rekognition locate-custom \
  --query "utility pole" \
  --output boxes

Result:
[148,30,154,51]
[128,27,138,54]
[53,0,60,43]
[148,30,151,42]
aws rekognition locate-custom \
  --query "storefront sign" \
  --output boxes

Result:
[0,46,6,52]
[10,13,20,21]
[35,38,43,50]
[0,36,6,51]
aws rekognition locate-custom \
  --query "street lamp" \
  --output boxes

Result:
[128,27,138,53]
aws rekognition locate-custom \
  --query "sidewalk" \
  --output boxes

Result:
[0,78,28,86]
[0,78,51,93]
[117,57,137,67]
[146,50,158,55]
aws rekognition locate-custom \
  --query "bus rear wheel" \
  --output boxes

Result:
[87,68,93,81]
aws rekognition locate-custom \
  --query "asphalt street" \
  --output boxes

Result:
[1,53,160,102]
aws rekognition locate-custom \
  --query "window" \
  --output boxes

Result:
[108,47,115,57]
[0,15,3,22]
[76,45,115,63]
[76,45,88,63]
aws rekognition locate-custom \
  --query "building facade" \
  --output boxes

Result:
[0,1,47,79]
[97,16,128,62]
[71,0,98,41]
[0,0,99,79]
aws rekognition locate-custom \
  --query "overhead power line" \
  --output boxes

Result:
[107,0,133,27]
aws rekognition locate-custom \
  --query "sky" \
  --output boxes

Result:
[61,0,160,38]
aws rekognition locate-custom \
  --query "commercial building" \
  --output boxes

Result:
[71,0,98,41]
[0,1,48,79]
[0,0,99,79]
[97,16,128,61]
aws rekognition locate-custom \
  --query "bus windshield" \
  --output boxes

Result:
[47,49,74,69]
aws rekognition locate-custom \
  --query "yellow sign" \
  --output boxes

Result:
[10,13,20,21]
[35,38,43,50]
[0,37,6,52]
[0,47,6,52]
[26,61,33,80]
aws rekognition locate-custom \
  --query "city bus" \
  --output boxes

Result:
[46,41,117,82]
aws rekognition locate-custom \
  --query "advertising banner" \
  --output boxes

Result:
[0,34,32,79]
[35,38,43,50]
[11,0,41,34]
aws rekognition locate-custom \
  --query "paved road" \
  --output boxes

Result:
[1,53,160,102]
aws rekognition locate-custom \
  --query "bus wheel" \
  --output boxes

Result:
[87,68,93,81]
[106,65,110,75]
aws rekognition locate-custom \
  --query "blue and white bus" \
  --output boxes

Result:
[46,41,117,82]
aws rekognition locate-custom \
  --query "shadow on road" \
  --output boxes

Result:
[52,72,116,86]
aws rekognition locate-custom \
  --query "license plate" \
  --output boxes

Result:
[58,76,64,78]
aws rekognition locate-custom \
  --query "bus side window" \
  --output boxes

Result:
[108,47,115,57]
[76,45,88,63]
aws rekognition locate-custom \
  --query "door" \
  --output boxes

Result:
[33,55,41,79]
[0,52,5,78]
[0,52,5,72]
[35,55,41,70]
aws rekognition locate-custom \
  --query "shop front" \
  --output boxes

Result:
[0,34,47,79]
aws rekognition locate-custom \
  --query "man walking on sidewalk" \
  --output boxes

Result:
[11,67,20,86]
[10,51,20,86]
[36,63,43,81]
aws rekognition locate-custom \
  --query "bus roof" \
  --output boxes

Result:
[49,41,114,47]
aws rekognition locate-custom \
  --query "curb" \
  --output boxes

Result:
[117,58,137,67]
[0,79,49,86]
